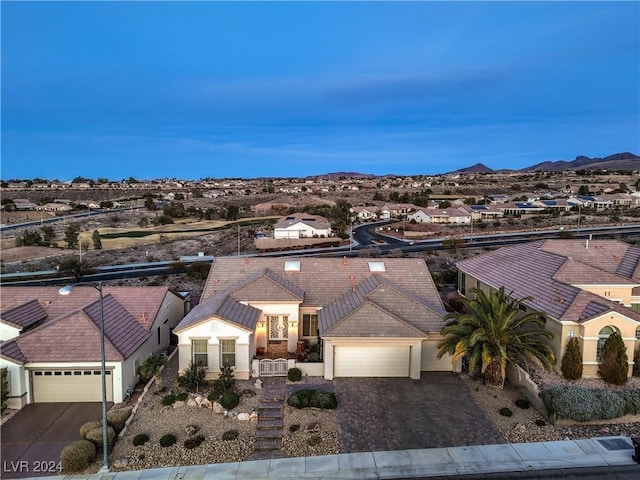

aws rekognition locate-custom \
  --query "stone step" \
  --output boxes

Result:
[259,403,284,410]
[256,429,282,439]
[259,397,285,404]
[257,409,283,419]
[257,418,283,429]
[254,439,281,451]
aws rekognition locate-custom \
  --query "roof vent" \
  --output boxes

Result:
[284,260,300,272]
[368,261,386,272]
[342,257,348,265]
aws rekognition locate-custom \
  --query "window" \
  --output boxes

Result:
[192,339,208,367]
[157,327,161,345]
[459,272,466,296]
[284,260,300,272]
[368,261,386,272]
[302,314,318,337]
[568,329,575,338]
[635,329,640,340]
[220,339,236,367]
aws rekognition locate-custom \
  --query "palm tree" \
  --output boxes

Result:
[139,354,168,392]
[437,287,556,388]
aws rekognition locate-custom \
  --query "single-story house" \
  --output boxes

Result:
[350,206,378,222]
[456,239,640,378]
[174,257,451,380]
[273,213,332,239]
[0,286,189,409]
[408,208,471,224]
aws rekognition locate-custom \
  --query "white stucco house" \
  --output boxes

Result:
[174,257,452,381]
[0,286,189,409]
[273,213,332,239]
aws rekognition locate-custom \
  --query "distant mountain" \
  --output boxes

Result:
[521,152,639,172]
[448,163,495,174]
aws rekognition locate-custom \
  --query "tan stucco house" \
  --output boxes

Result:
[273,213,332,239]
[174,257,450,380]
[456,239,640,378]
[0,286,189,409]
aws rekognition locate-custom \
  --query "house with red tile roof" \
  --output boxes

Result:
[456,239,640,378]
[0,286,188,409]
[273,213,332,239]
[174,257,450,380]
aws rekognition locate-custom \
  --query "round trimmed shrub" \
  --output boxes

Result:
[132,434,149,446]
[176,392,189,402]
[162,394,176,406]
[79,420,102,439]
[184,434,205,449]
[159,434,176,447]
[107,407,132,434]
[207,391,218,402]
[289,424,300,433]
[83,425,116,452]
[535,419,546,427]
[499,407,513,417]
[220,392,240,410]
[287,389,337,410]
[221,429,239,441]
[307,434,322,446]
[60,440,96,473]
[515,398,530,410]
[287,367,302,382]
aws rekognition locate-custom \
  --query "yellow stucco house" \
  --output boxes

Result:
[456,239,640,378]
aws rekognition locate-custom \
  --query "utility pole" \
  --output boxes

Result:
[237,226,240,256]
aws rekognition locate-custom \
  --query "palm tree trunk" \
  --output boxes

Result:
[484,358,505,389]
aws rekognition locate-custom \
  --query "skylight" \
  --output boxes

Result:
[284,260,301,272]
[368,261,386,272]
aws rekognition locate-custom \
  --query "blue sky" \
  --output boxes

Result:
[2,1,639,181]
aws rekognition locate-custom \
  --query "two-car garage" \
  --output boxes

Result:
[333,345,411,377]
[31,369,113,403]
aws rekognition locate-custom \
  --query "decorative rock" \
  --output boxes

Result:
[211,402,224,414]
[249,411,258,421]
[186,397,198,407]
[113,457,128,469]
[200,398,211,409]
[237,413,250,421]
[173,401,185,408]
[185,424,200,436]
[195,395,204,406]
[254,379,263,389]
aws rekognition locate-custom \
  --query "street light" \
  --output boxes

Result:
[59,281,109,472]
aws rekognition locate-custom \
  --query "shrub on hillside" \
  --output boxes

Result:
[83,425,116,452]
[176,392,189,402]
[106,407,132,434]
[287,389,337,409]
[515,398,530,410]
[598,332,629,385]
[60,440,96,473]
[539,384,640,422]
[159,434,176,447]
[561,337,583,380]
[132,434,149,446]
[184,434,205,449]
[162,393,176,406]
[79,421,103,439]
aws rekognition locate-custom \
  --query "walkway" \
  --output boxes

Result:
[31,436,639,480]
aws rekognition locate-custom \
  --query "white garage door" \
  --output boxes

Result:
[32,369,113,403]
[334,345,410,377]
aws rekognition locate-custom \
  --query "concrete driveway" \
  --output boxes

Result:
[332,372,506,452]
[1,403,103,478]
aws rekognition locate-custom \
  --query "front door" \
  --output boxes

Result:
[268,315,288,341]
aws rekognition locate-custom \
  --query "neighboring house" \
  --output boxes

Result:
[350,206,378,222]
[498,202,546,216]
[463,205,505,221]
[456,239,640,378]
[174,257,450,381]
[36,203,73,212]
[379,203,418,219]
[534,199,572,213]
[0,286,189,409]
[12,199,37,211]
[408,208,471,224]
[273,213,332,239]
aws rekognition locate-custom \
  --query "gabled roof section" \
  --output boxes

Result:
[0,339,27,364]
[229,268,304,303]
[554,258,635,286]
[175,293,262,333]
[617,246,640,279]
[83,295,151,358]
[1,299,48,330]
[578,301,611,322]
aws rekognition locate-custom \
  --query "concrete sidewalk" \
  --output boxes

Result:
[26,436,640,480]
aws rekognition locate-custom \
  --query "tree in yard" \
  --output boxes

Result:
[58,257,94,282]
[211,363,237,399]
[1,368,9,413]
[598,332,628,385]
[561,337,583,380]
[64,223,81,249]
[177,362,208,392]
[138,354,168,392]
[92,230,102,250]
[15,229,42,247]
[437,287,556,389]
[41,225,55,245]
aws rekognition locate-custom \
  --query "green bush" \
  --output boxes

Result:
[561,337,583,380]
[162,394,176,406]
[80,420,103,439]
[535,419,546,427]
[83,425,116,452]
[177,362,208,392]
[287,389,337,410]
[515,398,530,409]
[222,429,239,441]
[540,384,636,422]
[159,434,176,447]
[287,367,302,382]
[307,434,322,446]
[207,391,218,402]
[211,364,237,398]
[176,392,189,402]
[499,407,513,417]
[1,368,8,413]
[598,332,629,385]
[184,434,205,449]
[220,392,240,410]
[132,434,149,446]
[106,407,132,434]
[60,440,96,473]
[289,424,300,433]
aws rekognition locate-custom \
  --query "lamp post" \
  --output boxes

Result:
[59,281,109,472]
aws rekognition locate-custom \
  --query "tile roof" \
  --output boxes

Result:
[175,294,261,332]
[0,340,27,364]
[228,269,304,303]
[1,299,48,330]
[274,213,331,230]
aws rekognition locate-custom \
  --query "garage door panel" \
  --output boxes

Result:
[32,370,113,403]
[334,345,410,377]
